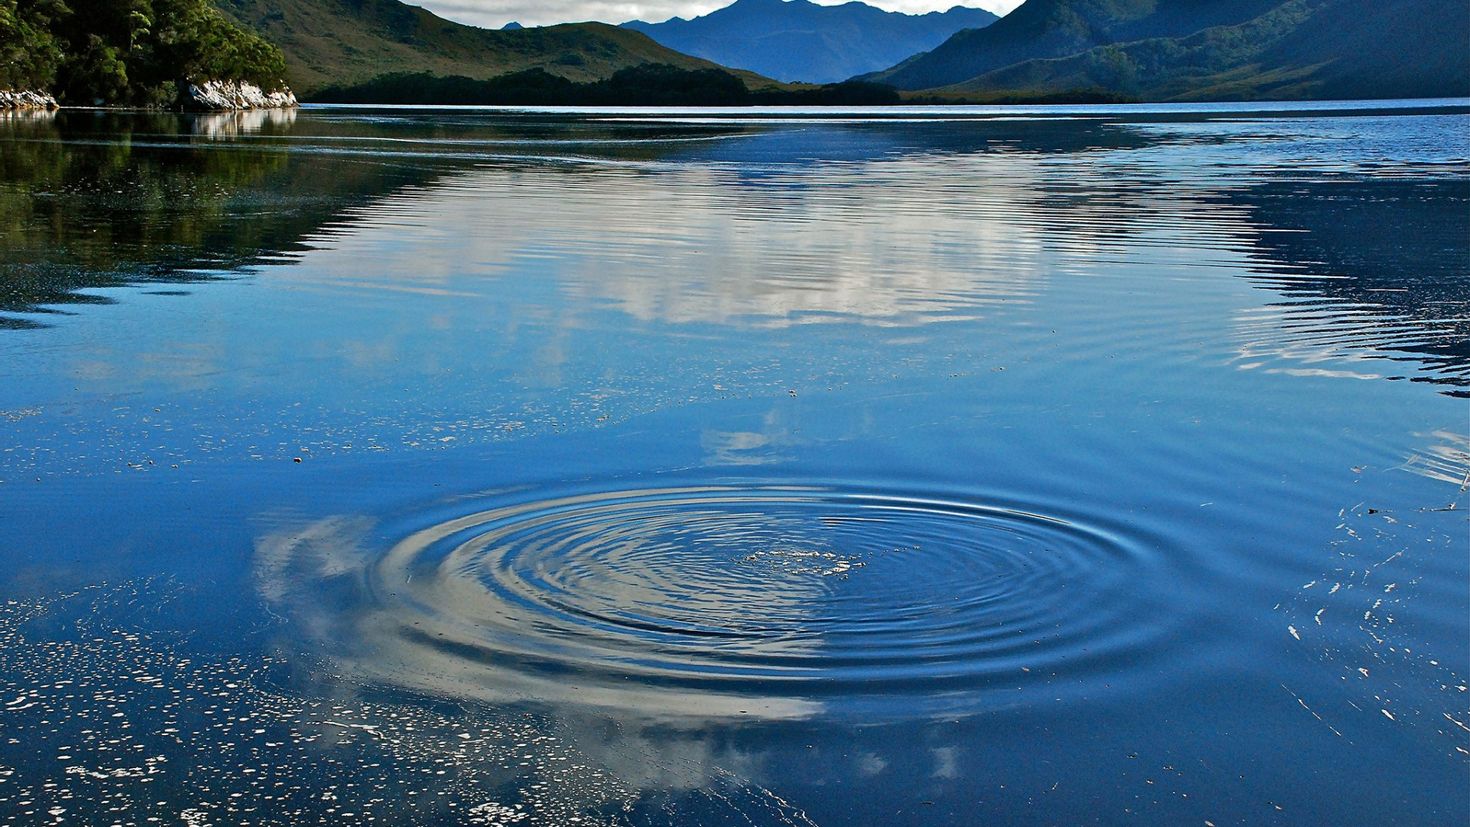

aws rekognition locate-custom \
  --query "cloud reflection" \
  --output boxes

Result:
[254,512,824,722]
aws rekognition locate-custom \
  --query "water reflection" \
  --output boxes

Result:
[192,107,299,139]
[254,480,1180,722]
[302,159,1044,329]
[0,112,445,327]
[1,109,1466,488]
[6,109,1467,394]
[2,104,1468,825]
[1232,176,1470,394]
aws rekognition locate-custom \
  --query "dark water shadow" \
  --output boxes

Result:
[0,110,455,326]
[1228,175,1470,395]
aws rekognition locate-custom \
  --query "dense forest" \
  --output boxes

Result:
[0,0,287,105]
[310,65,903,107]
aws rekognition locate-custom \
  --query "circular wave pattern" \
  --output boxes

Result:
[366,484,1171,717]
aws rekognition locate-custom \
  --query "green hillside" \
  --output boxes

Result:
[213,0,754,94]
[941,0,1470,101]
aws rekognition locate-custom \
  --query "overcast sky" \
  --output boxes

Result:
[414,1,1025,30]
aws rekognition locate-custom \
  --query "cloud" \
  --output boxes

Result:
[413,0,1024,30]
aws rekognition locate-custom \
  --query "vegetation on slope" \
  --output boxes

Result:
[867,0,1283,91]
[943,0,1470,101]
[213,0,756,95]
[1,0,286,105]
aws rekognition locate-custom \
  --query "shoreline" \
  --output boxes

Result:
[292,97,1470,116]
[0,81,297,114]
[12,90,1469,116]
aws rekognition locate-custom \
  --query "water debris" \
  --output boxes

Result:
[1280,685,1342,738]
[0,583,819,826]
[321,720,385,739]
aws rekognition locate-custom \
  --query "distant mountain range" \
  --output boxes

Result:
[623,0,998,84]
[866,0,1470,101]
[207,0,1470,104]
[213,0,743,94]
[15,0,1452,107]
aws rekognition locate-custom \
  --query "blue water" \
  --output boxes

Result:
[0,101,1466,825]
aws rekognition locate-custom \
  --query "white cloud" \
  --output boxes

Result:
[411,0,1024,30]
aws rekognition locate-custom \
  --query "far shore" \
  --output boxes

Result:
[7,91,1469,118]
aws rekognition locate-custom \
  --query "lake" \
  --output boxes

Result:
[1,100,1466,825]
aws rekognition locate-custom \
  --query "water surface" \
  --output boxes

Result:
[1,101,1467,825]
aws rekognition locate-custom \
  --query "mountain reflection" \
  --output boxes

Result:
[1232,175,1470,394]
[2,108,1466,392]
[0,111,444,327]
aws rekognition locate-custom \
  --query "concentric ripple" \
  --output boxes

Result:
[327,483,1178,719]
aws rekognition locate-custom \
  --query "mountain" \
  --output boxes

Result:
[213,0,745,94]
[867,0,1469,101]
[623,0,998,84]
[944,0,1470,101]
[867,0,1284,90]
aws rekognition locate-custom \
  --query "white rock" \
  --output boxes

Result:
[182,80,298,112]
[0,90,60,110]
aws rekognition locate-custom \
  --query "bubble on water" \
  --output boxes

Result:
[0,583,819,825]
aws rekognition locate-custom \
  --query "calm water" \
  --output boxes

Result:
[1,101,1467,825]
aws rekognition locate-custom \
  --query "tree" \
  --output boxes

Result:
[1,0,70,89]
[6,0,288,104]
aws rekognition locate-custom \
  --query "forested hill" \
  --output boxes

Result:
[867,0,1286,90]
[213,0,748,95]
[946,0,1470,101]
[1,0,287,105]
[867,0,1470,101]
[623,0,998,84]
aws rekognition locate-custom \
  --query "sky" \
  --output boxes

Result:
[413,1,1026,30]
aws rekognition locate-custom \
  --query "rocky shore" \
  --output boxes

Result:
[0,90,60,110]
[181,80,298,111]
[4,83,296,112]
